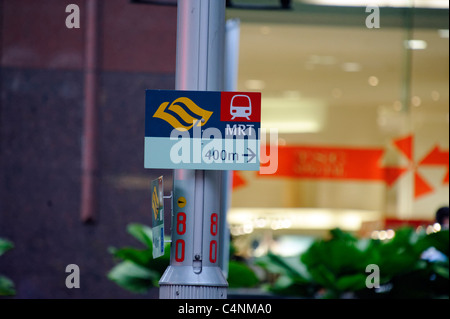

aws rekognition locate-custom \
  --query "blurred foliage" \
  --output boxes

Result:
[107,223,170,293]
[256,251,317,297]
[0,238,15,296]
[227,260,259,289]
[107,223,259,293]
[257,227,449,299]
[109,224,448,298]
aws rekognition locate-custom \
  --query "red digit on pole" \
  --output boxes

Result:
[210,213,218,236]
[175,212,186,262]
[177,212,186,235]
[209,240,217,263]
[175,239,185,262]
[209,213,218,263]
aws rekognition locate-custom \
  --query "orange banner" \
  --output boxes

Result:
[234,135,449,199]
[262,145,386,181]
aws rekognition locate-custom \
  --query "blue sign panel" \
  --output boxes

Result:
[144,90,261,170]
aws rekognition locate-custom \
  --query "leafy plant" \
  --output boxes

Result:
[256,252,316,297]
[0,238,15,296]
[108,223,260,293]
[227,260,259,289]
[257,227,449,299]
[107,223,170,293]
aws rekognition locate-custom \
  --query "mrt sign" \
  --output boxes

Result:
[144,90,261,171]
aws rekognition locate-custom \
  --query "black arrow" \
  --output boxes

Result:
[242,148,256,163]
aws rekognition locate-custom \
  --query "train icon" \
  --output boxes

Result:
[230,95,252,120]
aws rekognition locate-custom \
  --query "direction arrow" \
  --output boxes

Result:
[242,148,256,163]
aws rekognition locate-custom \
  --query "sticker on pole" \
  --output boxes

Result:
[150,176,164,258]
[144,90,261,170]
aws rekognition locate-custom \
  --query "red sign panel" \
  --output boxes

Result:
[220,91,261,122]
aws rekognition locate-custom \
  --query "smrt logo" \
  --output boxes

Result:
[153,97,213,131]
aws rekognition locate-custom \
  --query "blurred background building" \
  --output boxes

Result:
[0,0,448,298]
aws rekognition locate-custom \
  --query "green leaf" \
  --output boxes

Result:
[335,273,367,292]
[126,223,153,249]
[417,230,449,257]
[107,260,160,293]
[0,238,14,257]
[0,275,15,296]
[145,242,171,275]
[433,262,449,279]
[227,261,259,288]
[107,224,172,294]
[307,264,337,289]
[301,235,367,277]
[330,228,358,243]
[375,230,424,278]
[259,252,305,279]
[109,246,152,267]
[390,227,423,249]
[268,274,315,297]
[271,275,294,291]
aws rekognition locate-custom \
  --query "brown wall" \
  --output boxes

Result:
[1,0,177,298]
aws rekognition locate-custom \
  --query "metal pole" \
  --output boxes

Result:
[80,0,99,223]
[219,18,241,278]
[159,0,227,299]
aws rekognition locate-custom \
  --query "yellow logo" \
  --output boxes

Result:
[152,186,159,220]
[153,97,213,130]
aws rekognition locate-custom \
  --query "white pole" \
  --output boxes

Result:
[219,18,241,278]
[159,0,228,299]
